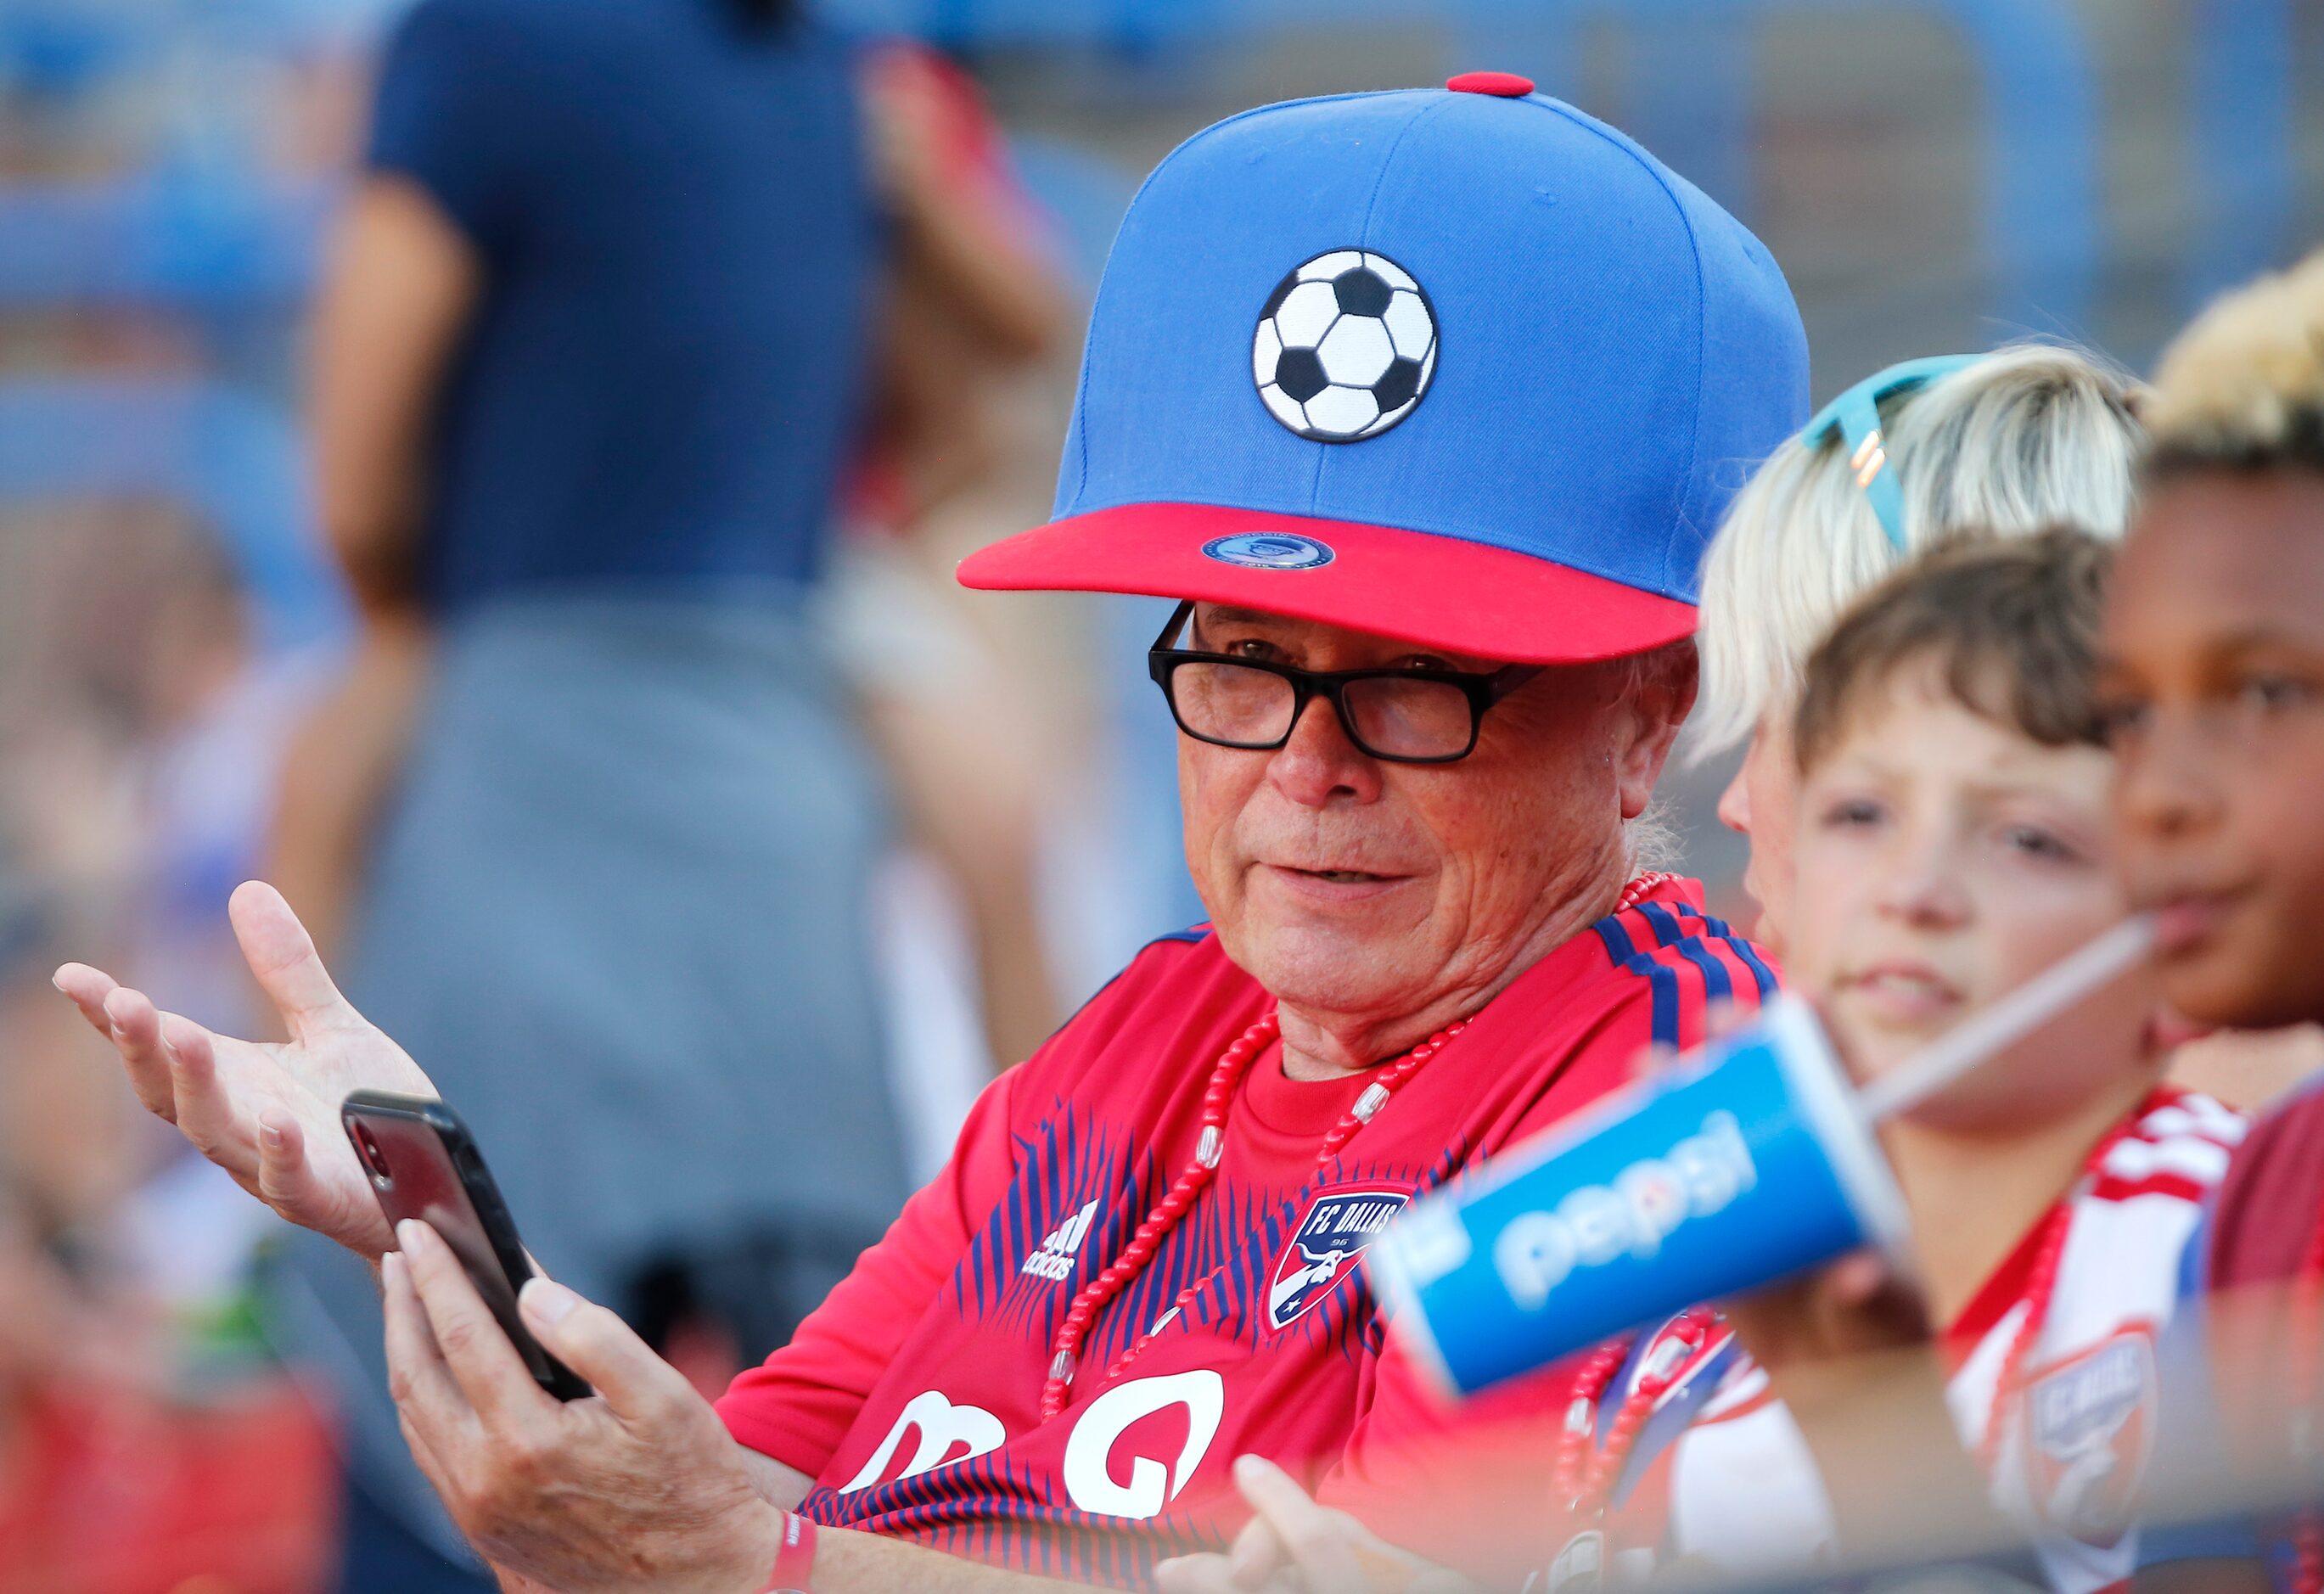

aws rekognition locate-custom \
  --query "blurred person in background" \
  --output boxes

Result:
[0,1124,335,1594]
[273,32,1081,1081]
[259,0,921,1586]
[831,38,1080,1076]
[2,932,334,1594]
[0,494,338,1588]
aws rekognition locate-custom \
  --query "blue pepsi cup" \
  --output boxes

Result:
[1367,995,1909,1398]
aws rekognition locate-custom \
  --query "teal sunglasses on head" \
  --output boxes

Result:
[1802,354,1984,549]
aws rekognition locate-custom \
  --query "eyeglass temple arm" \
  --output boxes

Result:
[1148,598,1197,653]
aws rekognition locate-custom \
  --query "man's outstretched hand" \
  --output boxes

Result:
[53,879,435,1260]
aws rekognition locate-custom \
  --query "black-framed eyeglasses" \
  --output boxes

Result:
[1146,600,1543,765]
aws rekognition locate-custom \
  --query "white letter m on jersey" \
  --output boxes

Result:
[839,1391,1006,1494]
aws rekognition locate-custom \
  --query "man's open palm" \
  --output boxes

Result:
[54,880,433,1260]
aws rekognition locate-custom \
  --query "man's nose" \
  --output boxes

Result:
[1266,693,1384,807]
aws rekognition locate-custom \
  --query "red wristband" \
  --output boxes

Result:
[758,1509,817,1594]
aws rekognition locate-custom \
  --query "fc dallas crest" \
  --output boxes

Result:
[2019,1327,2158,1547]
[1266,1187,1411,1331]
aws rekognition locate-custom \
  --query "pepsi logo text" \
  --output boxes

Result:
[1491,1112,1758,1311]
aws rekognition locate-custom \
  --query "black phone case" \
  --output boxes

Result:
[341,1090,592,1400]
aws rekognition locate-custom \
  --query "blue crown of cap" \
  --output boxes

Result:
[1052,87,1810,604]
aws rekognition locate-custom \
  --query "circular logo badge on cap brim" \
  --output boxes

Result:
[1253,250,1438,443]
[1202,532,1337,570]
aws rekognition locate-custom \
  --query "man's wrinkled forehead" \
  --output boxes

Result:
[1187,602,1511,671]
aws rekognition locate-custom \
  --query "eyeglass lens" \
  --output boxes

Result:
[1169,661,1477,759]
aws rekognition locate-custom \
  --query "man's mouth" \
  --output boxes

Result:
[1263,862,1411,892]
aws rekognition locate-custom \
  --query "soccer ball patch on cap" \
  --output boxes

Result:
[1253,250,1437,442]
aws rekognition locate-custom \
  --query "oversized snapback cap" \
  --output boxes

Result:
[957,76,1810,664]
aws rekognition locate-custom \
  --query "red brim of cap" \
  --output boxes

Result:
[956,502,1696,665]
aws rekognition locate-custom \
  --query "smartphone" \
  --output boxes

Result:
[342,1090,592,1400]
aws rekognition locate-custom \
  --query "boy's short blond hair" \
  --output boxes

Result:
[2147,249,2324,476]
[1691,343,2145,759]
[1793,527,2113,776]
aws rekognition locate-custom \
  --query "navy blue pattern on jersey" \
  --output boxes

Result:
[1591,899,1774,1047]
[813,1436,1208,1586]
[1692,909,1780,999]
[949,1092,1470,1366]
[955,1101,1151,1336]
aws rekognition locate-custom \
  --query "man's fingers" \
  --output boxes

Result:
[164,1015,260,1177]
[516,1277,704,1428]
[229,880,357,1040]
[114,985,194,1125]
[1232,1454,1327,1519]
[255,1111,338,1226]
[398,1221,557,1433]
[1225,1507,1293,1589]
[99,985,182,1125]
[396,1407,461,1511]
[53,963,121,1038]
[383,1247,480,1448]
[1233,1456,1371,1590]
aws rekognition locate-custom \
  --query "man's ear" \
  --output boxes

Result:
[1614,642,1699,821]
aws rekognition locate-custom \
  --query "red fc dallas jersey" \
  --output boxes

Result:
[1586,1086,2245,1594]
[716,878,1771,1586]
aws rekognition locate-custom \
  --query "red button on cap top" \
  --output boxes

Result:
[1445,70,1535,98]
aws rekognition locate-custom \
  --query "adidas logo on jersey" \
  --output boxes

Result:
[1022,1200,1101,1282]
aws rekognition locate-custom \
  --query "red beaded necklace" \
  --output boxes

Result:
[1553,1305,1726,1526]
[1038,872,1676,1423]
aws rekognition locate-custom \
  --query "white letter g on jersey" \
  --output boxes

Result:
[1061,1370,1226,1519]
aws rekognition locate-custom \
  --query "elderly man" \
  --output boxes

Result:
[58,75,1805,1593]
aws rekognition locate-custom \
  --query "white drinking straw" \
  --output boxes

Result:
[1853,914,2158,1123]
